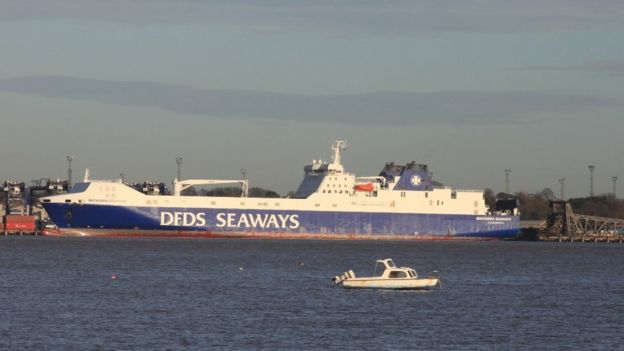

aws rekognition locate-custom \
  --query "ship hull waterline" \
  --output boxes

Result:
[41,228,513,240]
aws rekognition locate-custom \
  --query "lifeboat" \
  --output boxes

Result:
[354,183,374,192]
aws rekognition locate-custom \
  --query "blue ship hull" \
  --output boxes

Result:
[42,203,519,239]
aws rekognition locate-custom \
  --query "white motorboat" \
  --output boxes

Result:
[333,258,440,290]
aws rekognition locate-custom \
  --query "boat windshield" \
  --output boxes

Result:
[388,270,408,278]
[386,259,396,268]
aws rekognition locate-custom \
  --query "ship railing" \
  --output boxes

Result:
[433,186,483,193]
[454,189,484,193]
[86,179,124,184]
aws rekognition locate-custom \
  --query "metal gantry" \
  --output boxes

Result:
[546,201,624,236]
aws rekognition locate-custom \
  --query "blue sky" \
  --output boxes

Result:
[0,1,622,197]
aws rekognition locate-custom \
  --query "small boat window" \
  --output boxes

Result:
[388,271,407,278]
[386,259,396,267]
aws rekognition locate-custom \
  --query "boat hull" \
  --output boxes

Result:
[42,203,519,240]
[342,278,440,289]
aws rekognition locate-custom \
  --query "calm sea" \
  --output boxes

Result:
[1,237,622,350]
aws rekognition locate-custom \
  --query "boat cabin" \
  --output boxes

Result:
[375,258,419,279]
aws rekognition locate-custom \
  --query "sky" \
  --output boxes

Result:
[0,1,622,198]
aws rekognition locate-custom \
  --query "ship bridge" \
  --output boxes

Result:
[293,141,354,198]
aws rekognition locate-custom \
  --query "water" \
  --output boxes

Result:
[1,237,622,350]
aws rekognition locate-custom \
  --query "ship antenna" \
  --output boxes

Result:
[331,140,347,166]
[328,140,347,173]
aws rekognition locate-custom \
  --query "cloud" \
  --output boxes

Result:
[1,1,624,34]
[522,60,624,74]
[0,76,619,125]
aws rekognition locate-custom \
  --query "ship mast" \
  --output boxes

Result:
[329,140,347,173]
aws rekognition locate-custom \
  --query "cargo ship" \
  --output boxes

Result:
[41,141,519,239]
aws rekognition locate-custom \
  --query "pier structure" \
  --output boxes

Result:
[542,201,624,242]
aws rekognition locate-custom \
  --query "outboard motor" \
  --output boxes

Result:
[332,270,356,284]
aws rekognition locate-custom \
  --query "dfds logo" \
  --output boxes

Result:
[160,212,206,227]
